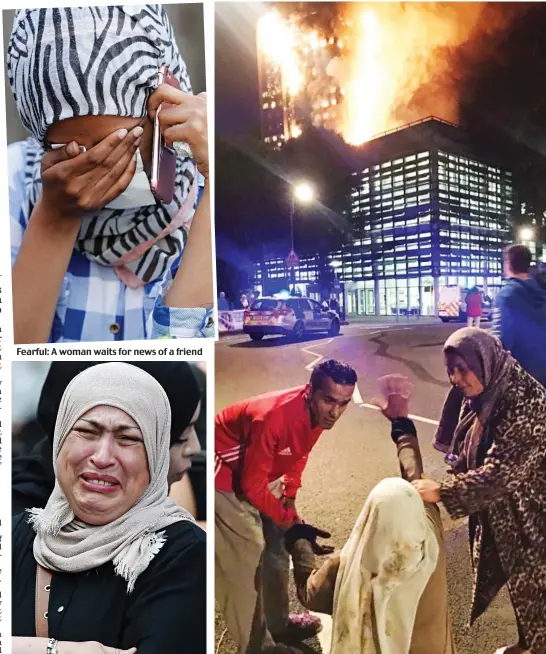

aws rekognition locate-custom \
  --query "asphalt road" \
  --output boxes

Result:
[215,321,518,654]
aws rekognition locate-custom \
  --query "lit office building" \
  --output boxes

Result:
[254,118,515,316]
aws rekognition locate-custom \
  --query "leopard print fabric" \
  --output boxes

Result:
[440,363,546,653]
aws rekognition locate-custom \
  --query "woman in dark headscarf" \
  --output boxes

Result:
[412,328,546,654]
[13,361,202,515]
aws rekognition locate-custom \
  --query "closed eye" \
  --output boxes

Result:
[118,435,143,444]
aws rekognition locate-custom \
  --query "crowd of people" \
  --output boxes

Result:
[215,314,546,653]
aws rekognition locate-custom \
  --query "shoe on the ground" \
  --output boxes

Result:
[272,612,322,644]
[494,647,530,654]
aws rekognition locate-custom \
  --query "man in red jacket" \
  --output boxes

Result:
[215,359,357,654]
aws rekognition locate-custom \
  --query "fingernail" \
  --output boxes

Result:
[132,126,144,137]
[134,136,142,147]
[117,128,129,139]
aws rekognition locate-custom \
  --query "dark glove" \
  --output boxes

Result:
[284,523,334,555]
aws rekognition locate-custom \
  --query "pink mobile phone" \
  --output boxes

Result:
[151,66,180,204]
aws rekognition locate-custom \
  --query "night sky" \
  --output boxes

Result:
[214,3,546,295]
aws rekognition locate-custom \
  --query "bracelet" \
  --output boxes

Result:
[391,417,417,443]
[47,639,58,654]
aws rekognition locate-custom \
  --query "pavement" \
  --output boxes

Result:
[215,321,517,654]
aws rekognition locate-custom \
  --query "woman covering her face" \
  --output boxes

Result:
[413,328,546,654]
[8,6,213,344]
[12,363,206,654]
[330,478,441,654]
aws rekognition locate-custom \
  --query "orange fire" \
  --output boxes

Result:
[257,3,504,146]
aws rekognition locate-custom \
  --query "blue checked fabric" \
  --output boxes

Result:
[9,140,214,342]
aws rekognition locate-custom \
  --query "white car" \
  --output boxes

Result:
[243,296,341,341]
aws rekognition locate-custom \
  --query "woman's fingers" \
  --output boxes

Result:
[41,141,81,172]
[84,124,142,186]
[83,126,143,185]
[62,128,133,177]
[147,82,192,117]
[94,155,138,208]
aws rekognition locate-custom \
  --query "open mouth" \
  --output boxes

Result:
[80,473,120,493]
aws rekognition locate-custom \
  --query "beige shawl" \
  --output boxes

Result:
[330,478,439,654]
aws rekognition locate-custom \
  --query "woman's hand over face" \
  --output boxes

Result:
[40,127,142,221]
[411,478,441,504]
[148,84,208,180]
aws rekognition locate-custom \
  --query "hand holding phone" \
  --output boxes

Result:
[148,84,209,181]
[150,66,180,204]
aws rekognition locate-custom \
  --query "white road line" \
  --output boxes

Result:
[352,382,364,404]
[359,402,439,426]
[305,354,323,371]
[301,338,334,371]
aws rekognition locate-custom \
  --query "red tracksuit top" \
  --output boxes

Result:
[215,386,323,524]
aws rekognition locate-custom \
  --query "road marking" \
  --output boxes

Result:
[358,402,439,426]
[301,338,334,371]
[352,383,364,404]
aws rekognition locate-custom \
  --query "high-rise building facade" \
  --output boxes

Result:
[257,11,345,150]
[253,118,516,317]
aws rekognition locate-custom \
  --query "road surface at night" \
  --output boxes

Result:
[215,322,518,654]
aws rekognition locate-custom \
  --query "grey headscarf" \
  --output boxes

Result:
[28,362,195,592]
[434,328,515,470]
[7,6,196,285]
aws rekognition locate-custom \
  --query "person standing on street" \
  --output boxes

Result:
[465,286,482,328]
[491,244,546,387]
[218,292,230,311]
[215,360,357,654]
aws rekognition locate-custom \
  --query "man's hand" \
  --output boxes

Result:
[411,478,441,503]
[372,374,412,420]
[284,523,334,555]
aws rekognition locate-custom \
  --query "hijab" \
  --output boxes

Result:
[13,361,201,515]
[433,328,515,470]
[7,6,197,286]
[330,478,439,654]
[28,362,195,591]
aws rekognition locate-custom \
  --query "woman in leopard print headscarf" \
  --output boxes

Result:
[413,328,546,654]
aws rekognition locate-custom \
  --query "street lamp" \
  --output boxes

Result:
[519,226,534,242]
[289,182,315,251]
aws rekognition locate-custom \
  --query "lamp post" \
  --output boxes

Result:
[329,260,342,315]
[287,182,315,293]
